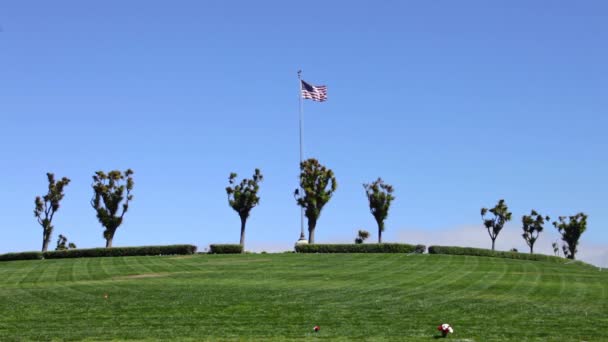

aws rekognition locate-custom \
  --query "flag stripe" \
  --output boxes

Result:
[301,80,327,102]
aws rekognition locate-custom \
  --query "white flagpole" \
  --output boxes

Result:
[297,70,307,243]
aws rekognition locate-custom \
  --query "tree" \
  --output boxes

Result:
[225,168,263,251]
[521,210,550,254]
[480,199,512,251]
[294,158,337,244]
[55,234,77,251]
[34,173,71,252]
[355,229,370,244]
[553,213,587,260]
[91,169,134,248]
[363,178,395,243]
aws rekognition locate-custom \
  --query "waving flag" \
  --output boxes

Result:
[301,80,327,102]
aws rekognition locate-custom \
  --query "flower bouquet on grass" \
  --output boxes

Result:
[437,323,453,337]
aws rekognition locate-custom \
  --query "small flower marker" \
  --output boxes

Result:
[313,325,320,332]
[437,323,453,337]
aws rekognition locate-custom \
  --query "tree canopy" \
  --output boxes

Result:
[294,158,337,244]
[553,213,587,260]
[34,173,71,252]
[481,199,512,251]
[363,178,395,243]
[226,168,263,250]
[91,169,134,248]
[521,210,549,254]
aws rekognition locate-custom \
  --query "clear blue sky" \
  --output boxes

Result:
[1,1,606,264]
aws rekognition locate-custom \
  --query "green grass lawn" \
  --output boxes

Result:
[0,253,606,341]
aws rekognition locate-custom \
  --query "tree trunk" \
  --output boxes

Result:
[530,244,534,254]
[42,227,51,252]
[308,218,317,244]
[491,239,495,251]
[239,217,247,253]
[105,228,117,248]
[566,243,575,260]
[377,221,384,244]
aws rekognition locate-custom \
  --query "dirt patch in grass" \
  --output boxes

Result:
[208,258,272,265]
[113,273,171,280]
[167,255,196,260]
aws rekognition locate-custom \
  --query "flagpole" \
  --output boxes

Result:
[297,70,307,243]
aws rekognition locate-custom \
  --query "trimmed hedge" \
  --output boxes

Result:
[0,251,43,262]
[209,244,243,254]
[427,245,568,263]
[42,244,198,259]
[295,243,419,253]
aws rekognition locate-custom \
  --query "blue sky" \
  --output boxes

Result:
[1,1,607,265]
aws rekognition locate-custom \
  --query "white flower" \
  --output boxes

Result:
[439,323,454,334]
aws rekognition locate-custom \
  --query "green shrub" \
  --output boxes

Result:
[295,243,418,253]
[209,244,243,254]
[42,244,197,259]
[0,251,44,262]
[427,245,569,263]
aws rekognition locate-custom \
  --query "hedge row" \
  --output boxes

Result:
[295,243,425,253]
[427,245,568,263]
[209,244,243,254]
[0,251,43,261]
[0,244,197,262]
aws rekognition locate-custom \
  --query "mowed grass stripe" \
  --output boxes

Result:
[134,255,174,273]
[110,254,138,275]
[118,255,153,275]
[1,261,36,285]
[505,262,577,339]
[347,254,451,302]
[301,254,415,308]
[407,255,496,305]
[71,257,92,281]
[479,261,541,337]
[86,256,109,280]
[391,254,470,299]
[357,256,483,338]
[156,255,203,273]
[465,260,603,340]
[15,260,48,285]
[255,255,443,339]
[1,254,607,341]
[55,258,76,283]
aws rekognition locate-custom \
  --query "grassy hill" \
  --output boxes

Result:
[0,253,605,341]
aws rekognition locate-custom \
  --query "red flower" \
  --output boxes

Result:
[313,326,320,332]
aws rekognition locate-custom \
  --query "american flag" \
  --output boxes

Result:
[301,80,327,102]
